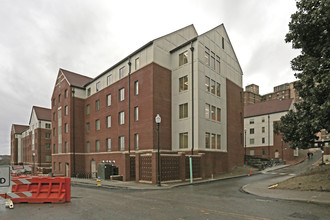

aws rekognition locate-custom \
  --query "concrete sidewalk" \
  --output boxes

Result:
[241,174,330,205]
[71,161,330,205]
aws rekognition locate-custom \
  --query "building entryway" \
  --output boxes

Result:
[91,160,96,178]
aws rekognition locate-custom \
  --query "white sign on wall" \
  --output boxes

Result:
[0,166,10,187]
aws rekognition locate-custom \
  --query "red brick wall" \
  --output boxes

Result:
[152,64,172,150]
[51,63,172,177]
[34,128,52,167]
[226,79,244,169]
[10,131,18,165]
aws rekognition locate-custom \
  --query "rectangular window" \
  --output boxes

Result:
[96,120,100,130]
[250,150,255,156]
[216,83,221,97]
[210,52,215,69]
[107,138,111,152]
[59,162,62,172]
[86,104,90,115]
[134,133,139,150]
[179,132,188,149]
[205,47,210,65]
[216,56,220,73]
[205,76,210,92]
[135,58,140,70]
[262,137,265,144]
[106,116,111,128]
[205,132,210,149]
[53,112,56,121]
[179,51,188,66]
[217,108,221,122]
[86,122,90,132]
[205,104,210,119]
[96,100,100,111]
[64,105,68,115]
[262,127,265,133]
[211,134,216,149]
[250,138,255,145]
[119,66,126,79]
[134,81,139,95]
[58,143,62,153]
[52,98,55,107]
[65,123,68,133]
[87,88,91,96]
[53,127,56,136]
[45,143,51,150]
[65,142,68,153]
[119,136,125,151]
[250,119,254,124]
[107,74,113,86]
[58,94,61,103]
[53,144,56,153]
[96,140,100,152]
[222,37,225,49]
[250,128,254,134]
[217,134,221,149]
[86,142,90,153]
[119,88,125,101]
[96,81,101,91]
[262,117,265,123]
[211,106,216,120]
[45,133,51,139]
[119,111,125,125]
[106,94,111,106]
[134,107,139,121]
[53,162,56,171]
[65,89,68,98]
[179,75,188,92]
[210,80,215,94]
[179,103,188,119]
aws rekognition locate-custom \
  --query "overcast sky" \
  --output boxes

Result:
[0,0,300,154]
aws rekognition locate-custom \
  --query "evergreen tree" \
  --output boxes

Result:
[278,0,330,149]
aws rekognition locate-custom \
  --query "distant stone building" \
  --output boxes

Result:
[243,81,300,106]
[10,106,52,173]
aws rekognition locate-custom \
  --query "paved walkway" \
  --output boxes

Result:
[71,162,330,205]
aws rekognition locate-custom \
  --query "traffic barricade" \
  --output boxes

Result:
[9,177,71,204]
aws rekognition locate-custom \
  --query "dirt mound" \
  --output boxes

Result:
[277,164,330,192]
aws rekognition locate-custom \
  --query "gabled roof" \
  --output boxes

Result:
[12,124,29,134]
[33,106,51,121]
[60,69,93,88]
[86,24,198,86]
[244,99,294,118]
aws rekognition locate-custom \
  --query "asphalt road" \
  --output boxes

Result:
[1,152,329,220]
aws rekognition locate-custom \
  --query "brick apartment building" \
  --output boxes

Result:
[51,24,244,182]
[243,82,300,106]
[244,99,297,161]
[10,106,52,173]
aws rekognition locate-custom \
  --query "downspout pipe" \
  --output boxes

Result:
[39,121,41,169]
[190,42,194,155]
[72,88,76,176]
[128,59,131,154]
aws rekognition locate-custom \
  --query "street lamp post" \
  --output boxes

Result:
[244,128,247,165]
[321,139,325,165]
[281,139,284,161]
[155,114,161,186]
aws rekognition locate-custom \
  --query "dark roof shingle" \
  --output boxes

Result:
[12,124,29,134]
[244,99,293,118]
[60,69,93,88]
[33,106,51,121]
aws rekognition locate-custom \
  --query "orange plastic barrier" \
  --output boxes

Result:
[10,177,71,204]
